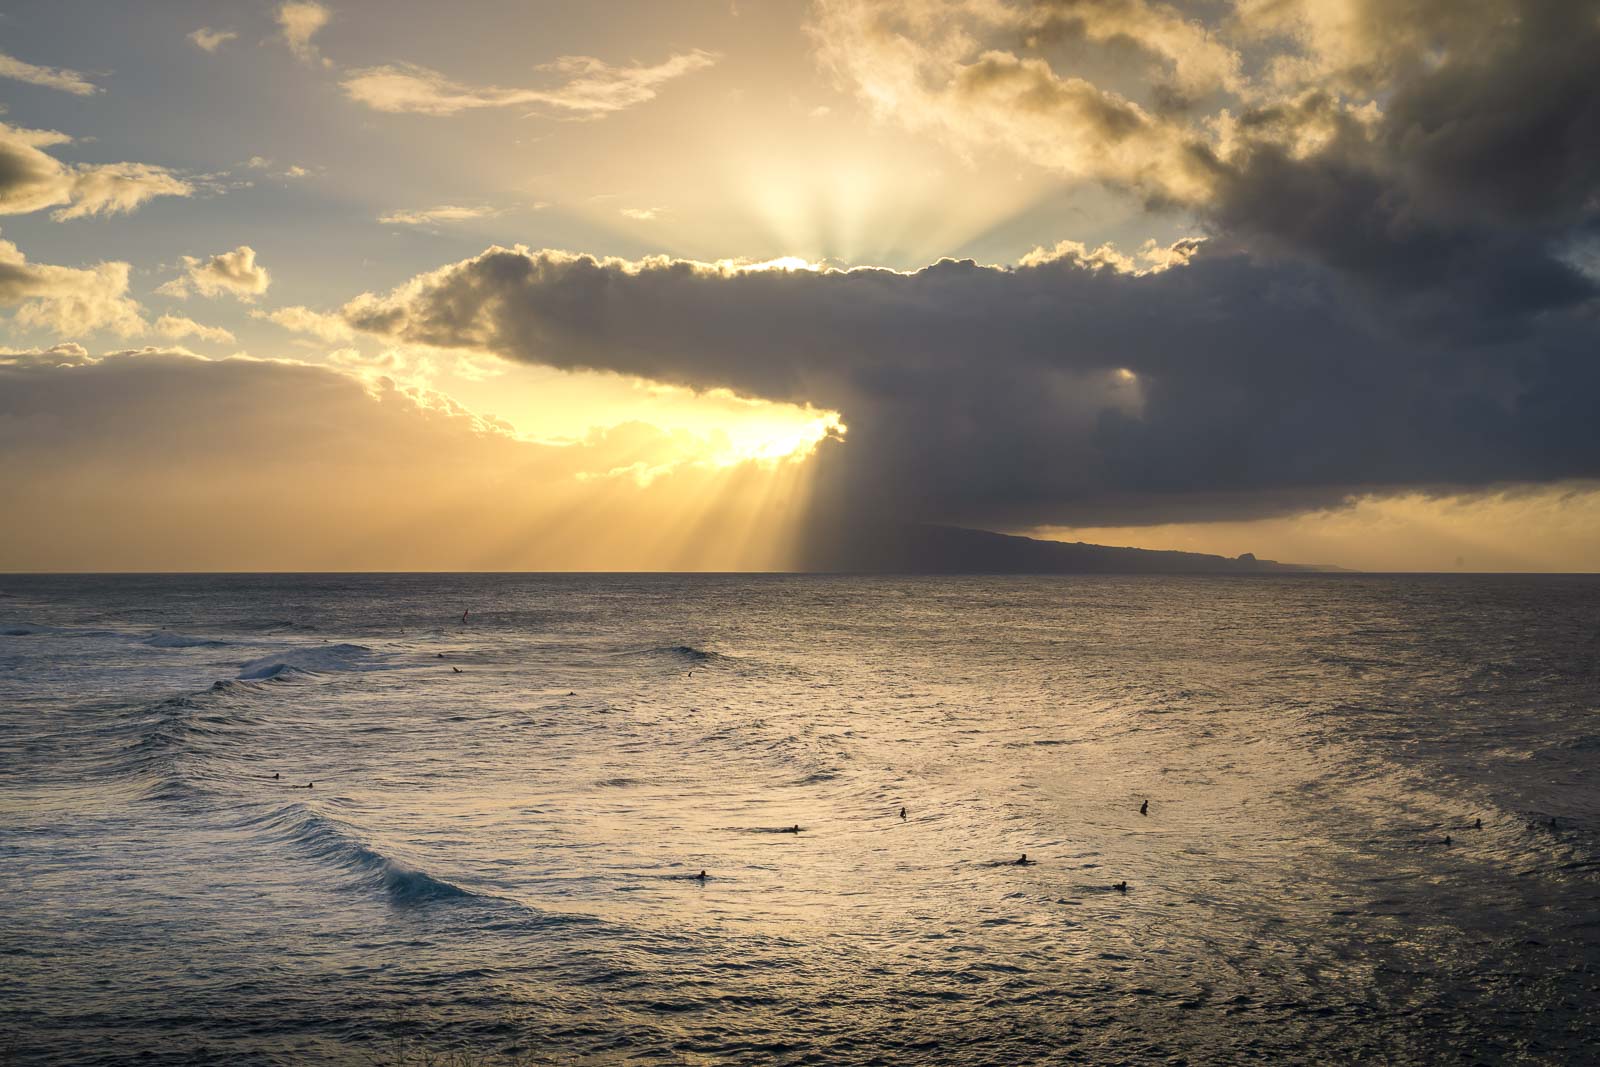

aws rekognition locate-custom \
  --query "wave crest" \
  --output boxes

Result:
[237,643,376,680]
[144,631,230,649]
[244,804,483,907]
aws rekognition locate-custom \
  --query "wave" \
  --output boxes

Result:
[631,644,719,663]
[144,631,230,649]
[237,643,376,680]
[0,623,118,638]
[90,697,213,803]
[241,803,485,907]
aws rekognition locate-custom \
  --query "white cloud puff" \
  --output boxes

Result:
[187,28,238,53]
[276,2,332,67]
[0,123,192,221]
[159,246,272,301]
[155,313,236,344]
[0,233,144,337]
[378,205,498,226]
[342,50,717,117]
[0,49,99,95]
[250,304,353,341]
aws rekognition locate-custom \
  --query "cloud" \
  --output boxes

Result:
[330,240,1600,530]
[154,313,235,344]
[159,246,272,301]
[378,204,498,226]
[246,155,312,179]
[0,348,813,570]
[0,49,99,95]
[620,206,661,221]
[276,1,332,67]
[0,232,144,337]
[0,341,91,366]
[341,49,718,117]
[188,28,238,53]
[809,0,1215,202]
[808,0,1600,325]
[251,304,353,341]
[54,163,195,221]
[0,122,193,221]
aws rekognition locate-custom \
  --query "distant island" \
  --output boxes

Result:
[799,521,1342,574]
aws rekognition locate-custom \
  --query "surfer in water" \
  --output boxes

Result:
[1015,854,1031,866]
[1114,881,1128,893]
[900,807,907,820]
[1474,818,1482,830]
[1139,799,1148,816]
[452,666,462,673]
[461,608,469,624]
[694,870,707,881]
[782,824,802,834]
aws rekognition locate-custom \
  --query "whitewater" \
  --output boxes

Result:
[2,573,1598,1064]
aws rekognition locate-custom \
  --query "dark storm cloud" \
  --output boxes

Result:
[324,0,1600,532]
[339,241,1600,529]
[1190,0,1600,320]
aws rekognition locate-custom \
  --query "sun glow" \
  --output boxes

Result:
[440,361,844,469]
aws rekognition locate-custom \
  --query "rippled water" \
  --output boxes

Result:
[3,573,1599,1064]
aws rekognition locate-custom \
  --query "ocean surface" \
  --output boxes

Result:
[3,573,1599,1065]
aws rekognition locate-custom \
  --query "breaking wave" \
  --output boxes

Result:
[240,804,485,907]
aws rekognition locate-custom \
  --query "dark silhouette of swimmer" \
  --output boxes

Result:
[900,807,907,820]
[272,772,280,780]
[461,609,469,624]
[1474,818,1482,830]
[1139,799,1148,816]
[1443,834,1452,846]
[437,653,445,659]
[694,870,707,880]
[451,666,462,673]
[1015,854,1030,865]
[1114,881,1128,893]
[1550,817,1559,830]
[781,824,801,833]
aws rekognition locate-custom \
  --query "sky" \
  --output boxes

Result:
[1,0,1598,571]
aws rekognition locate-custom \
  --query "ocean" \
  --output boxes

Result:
[3,573,1598,1065]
